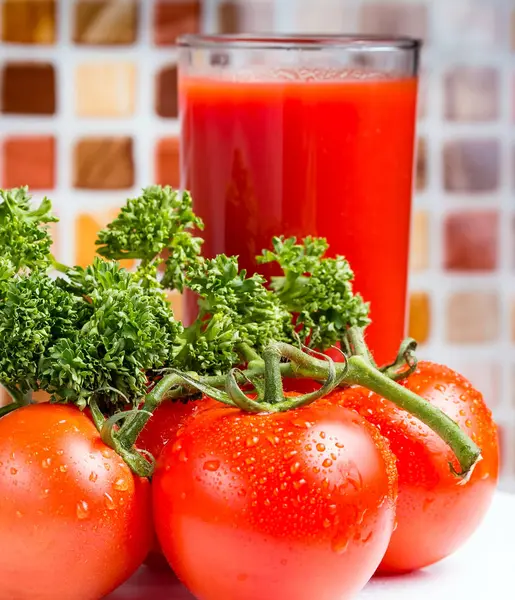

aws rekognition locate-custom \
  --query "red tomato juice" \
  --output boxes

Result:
[180,74,418,365]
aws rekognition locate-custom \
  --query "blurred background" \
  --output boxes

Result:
[0,0,512,490]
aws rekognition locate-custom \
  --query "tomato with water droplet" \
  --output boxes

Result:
[153,396,397,600]
[329,361,499,573]
[0,404,152,600]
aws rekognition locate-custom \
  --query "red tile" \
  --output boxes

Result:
[360,3,428,41]
[2,62,56,115]
[445,66,499,122]
[3,136,56,189]
[444,211,498,271]
[155,137,180,187]
[446,292,499,343]
[156,64,178,118]
[153,1,201,45]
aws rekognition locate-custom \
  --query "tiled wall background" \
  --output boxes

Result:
[0,0,513,491]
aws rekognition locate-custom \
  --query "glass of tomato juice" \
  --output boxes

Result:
[178,35,421,365]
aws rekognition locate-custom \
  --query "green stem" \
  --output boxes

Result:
[0,402,23,418]
[4,385,25,404]
[345,355,481,478]
[262,345,284,404]
[236,342,262,365]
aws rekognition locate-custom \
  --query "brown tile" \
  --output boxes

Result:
[74,0,138,45]
[443,139,500,193]
[446,292,499,343]
[444,211,498,272]
[1,62,56,115]
[360,3,428,41]
[416,137,427,191]
[1,0,56,44]
[217,1,241,34]
[408,292,430,345]
[409,210,429,272]
[155,137,180,187]
[75,62,136,117]
[153,1,200,45]
[156,64,178,118]
[73,137,134,189]
[3,136,56,189]
[444,66,499,122]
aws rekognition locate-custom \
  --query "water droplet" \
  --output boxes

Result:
[284,450,298,460]
[293,478,307,490]
[41,458,52,469]
[293,419,308,429]
[16,510,22,518]
[104,493,116,510]
[10,467,17,475]
[264,498,271,507]
[114,478,128,492]
[304,444,312,451]
[246,436,259,447]
[423,497,435,512]
[316,443,326,452]
[435,383,446,393]
[56,450,64,456]
[331,533,349,554]
[104,463,111,471]
[203,460,221,472]
[323,518,331,529]
[328,504,338,515]
[335,442,344,449]
[59,465,68,473]
[76,500,90,520]
[245,457,256,465]
[101,448,111,459]
[179,450,188,463]
[322,458,333,468]
[58,419,67,425]
[290,462,301,475]
[180,492,187,500]
[459,409,466,417]
[266,434,280,446]
[362,531,373,543]
[89,472,98,483]
[465,419,472,428]
[319,431,326,439]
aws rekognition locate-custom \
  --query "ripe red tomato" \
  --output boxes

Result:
[136,398,206,460]
[0,403,153,600]
[153,398,398,600]
[330,361,499,573]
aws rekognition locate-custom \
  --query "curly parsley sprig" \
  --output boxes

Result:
[259,235,370,349]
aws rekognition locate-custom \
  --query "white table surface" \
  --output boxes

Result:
[109,492,515,599]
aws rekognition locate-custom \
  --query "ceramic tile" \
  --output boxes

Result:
[74,0,139,45]
[166,290,184,322]
[1,62,56,114]
[359,2,428,41]
[444,66,499,122]
[156,64,178,118]
[155,137,180,187]
[153,1,200,45]
[409,210,429,272]
[217,1,240,34]
[1,0,56,44]
[73,137,135,189]
[446,292,499,343]
[408,291,431,345]
[75,208,135,268]
[416,137,427,191]
[443,139,500,193]
[2,136,55,189]
[437,1,503,50]
[444,211,498,271]
[75,62,136,117]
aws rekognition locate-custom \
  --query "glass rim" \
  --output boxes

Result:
[177,33,422,51]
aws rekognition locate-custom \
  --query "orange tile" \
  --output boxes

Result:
[3,136,56,189]
[409,210,429,272]
[75,208,135,269]
[155,137,180,187]
[446,292,499,343]
[1,0,57,44]
[165,290,184,322]
[408,292,430,345]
